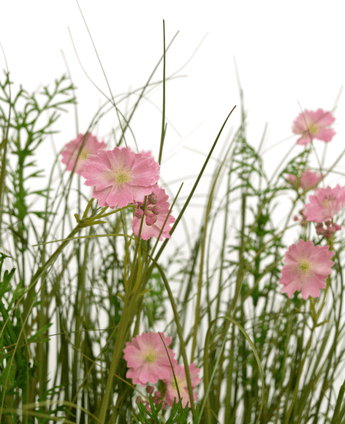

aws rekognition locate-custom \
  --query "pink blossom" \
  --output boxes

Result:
[162,362,201,409]
[303,184,345,223]
[292,109,336,145]
[279,239,335,300]
[61,132,107,176]
[81,147,160,209]
[286,169,325,191]
[123,331,178,386]
[132,184,175,240]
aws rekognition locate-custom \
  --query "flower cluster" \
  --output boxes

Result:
[279,109,341,300]
[123,331,201,409]
[132,185,176,240]
[315,221,342,239]
[61,134,175,240]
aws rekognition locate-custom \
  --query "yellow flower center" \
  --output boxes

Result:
[142,347,159,364]
[171,376,184,390]
[299,259,310,273]
[307,123,319,134]
[108,164,133,186]
[145,352,155,363]
[323,199,330,209]
[80,148,90,161]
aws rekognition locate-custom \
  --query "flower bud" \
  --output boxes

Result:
[148,193,158,204]
[134,208,144,219]
[146,385,154,394]
[145,215,157,226]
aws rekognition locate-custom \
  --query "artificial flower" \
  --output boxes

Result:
[286,169,325,191]
[61,132,106,176]
[303,184,345,223]
[292,109,335,145]
[123,331,177,386]
[162,362,201,409]
[279,239,334,300]
[81,147,160,209]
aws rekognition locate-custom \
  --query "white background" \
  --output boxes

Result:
[1,0,345,416]
[1,0,345,260]
[1,1,344,192]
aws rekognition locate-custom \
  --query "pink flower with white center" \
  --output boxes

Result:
[286,169,325,191]
[162,363,201,409]
[61,132,107,176]
[303,184,345,223]
[279,239,334,300]
[132,184,175,240]
[123,331,178,386]
[81,147,160,209]
[292,109,336,145]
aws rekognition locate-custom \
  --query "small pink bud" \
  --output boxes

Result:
[146,215,157,226]
[152,205,160,215]
[146,385,154,394]
[328,225,337,234]
[136,396,141,404]
[134,208,144,219]
[325,220,332,227]
[148,193,158,204]
[316,227,325,235]
[293,216,299,221]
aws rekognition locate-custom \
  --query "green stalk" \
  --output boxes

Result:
[191,140,233,364]
[283,325,315,424]
[0,71,11,233]
[98,293,135,424]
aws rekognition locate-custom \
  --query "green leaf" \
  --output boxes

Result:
[2,360,15,388]
[27,323,53,344]
[9,280,25,307]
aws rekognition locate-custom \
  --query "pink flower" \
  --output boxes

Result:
[303,184,345,223]
[132,184,175,240]
[61,132,107,176]
[286,169,325,191]
[162,363,201,409]
[292,109,336,145]
[81,147,160,209]
[123,331,178,386]
[279,239,335,300]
